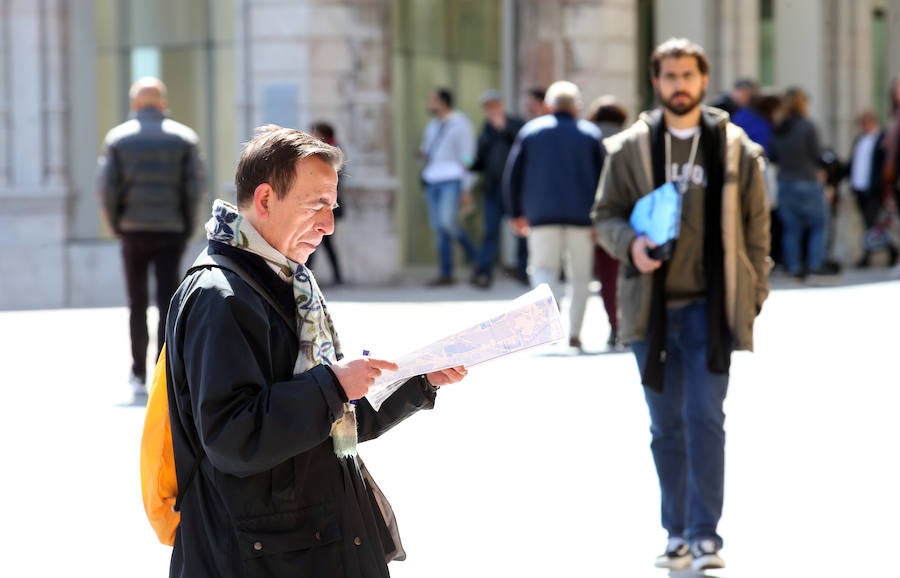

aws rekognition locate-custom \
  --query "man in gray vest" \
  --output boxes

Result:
[98,77,205,397]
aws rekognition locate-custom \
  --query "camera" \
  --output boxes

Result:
[646,239,675,261]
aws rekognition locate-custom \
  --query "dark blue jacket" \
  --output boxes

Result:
[503,112,605,227]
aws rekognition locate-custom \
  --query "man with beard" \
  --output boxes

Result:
[592,38,770,572]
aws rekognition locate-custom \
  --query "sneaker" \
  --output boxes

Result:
[129,372,147,395]
[654,537,691,570]
[691,538,725,571]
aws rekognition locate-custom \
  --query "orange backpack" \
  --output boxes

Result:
[140,253,293,545]
[140,344,181,545]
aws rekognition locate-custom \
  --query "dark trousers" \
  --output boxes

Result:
[474,192,504,277]
[593,245,619,330]
[121,232,186,379]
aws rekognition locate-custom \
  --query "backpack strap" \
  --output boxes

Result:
[188,251,296,330]
[172,250,296,512]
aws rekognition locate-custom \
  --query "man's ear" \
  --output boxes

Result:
[253,183,274,218]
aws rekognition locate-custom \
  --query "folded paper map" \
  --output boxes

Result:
[365,283,564,410]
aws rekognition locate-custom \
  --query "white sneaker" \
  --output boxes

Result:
[691,538,726,571]
[129,372,147,395]
[654,537,691,570]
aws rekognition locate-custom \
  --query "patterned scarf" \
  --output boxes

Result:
[205,199,358,457]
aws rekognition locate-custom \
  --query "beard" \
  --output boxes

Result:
[659,88,706,116]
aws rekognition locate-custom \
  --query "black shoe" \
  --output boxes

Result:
[855,253,871,269]
[469,272,492,289]
[810,261,841,276]
[425,276,455,287]
[889,246,899,267]
[606,327,618,348]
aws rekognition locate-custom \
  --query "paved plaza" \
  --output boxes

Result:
[1,269,898,577]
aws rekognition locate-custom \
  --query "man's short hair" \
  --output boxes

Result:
[544,81,582,113]
[527,87,546,102]
[435,87,454,109]
[586,95,628,127]
[650,37,710,78]
[235,125,344,207]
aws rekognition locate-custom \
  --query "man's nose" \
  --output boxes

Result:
[316,208,335,235]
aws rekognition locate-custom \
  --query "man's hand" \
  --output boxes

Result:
[331,357,399,401]
[630,235,663,274]
[425,366,467,387]
[511,216,530,237]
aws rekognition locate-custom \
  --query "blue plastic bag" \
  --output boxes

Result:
[629,182,682,246]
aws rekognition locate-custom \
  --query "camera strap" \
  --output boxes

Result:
[665,130,700,195]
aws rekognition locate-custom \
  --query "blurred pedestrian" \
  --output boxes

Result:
[710,77,757,117]
[769,87,838,280]
[586,95,628,348]
[525,86,550,120]
[308,121,345,284]
[469,89,525,288]
[418,87,477,286]
[733,92,783,263]
[847,110,898,267]
[593,38,770,572]
[504,80,605,350]
[97,77,205,398]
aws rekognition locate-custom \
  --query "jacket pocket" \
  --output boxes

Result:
[617,271,650,342]
[234,505,342,560]
[734,251,759,347]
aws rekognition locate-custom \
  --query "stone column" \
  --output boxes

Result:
[656,0,709,49]
[0,0,9,188]
[0,1,70,309]
[327,0,399,285]
[517,0,640,119]
[886,0,900,85]
[774,0,827,132]
[44,0,68,187]
[236,0,398,284]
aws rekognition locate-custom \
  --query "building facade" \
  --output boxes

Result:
[1,0,896,308]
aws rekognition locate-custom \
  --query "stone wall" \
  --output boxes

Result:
[236,0,399,285]
[0,1,70,309]
[516,0,640,120]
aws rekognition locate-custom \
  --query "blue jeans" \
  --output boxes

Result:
[777,180,827,274]
[474,191,503,276]
[425,180,476,277]
[631,300,729,548]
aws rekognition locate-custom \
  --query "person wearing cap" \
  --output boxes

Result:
[469,89,525,288]
[503,80,605,350]
[711,77,758,117]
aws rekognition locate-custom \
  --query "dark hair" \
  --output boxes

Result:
[235,124,343,207]
[586,95,628,127]
[650,37,710,78]
[310,121,335,141]
[781,87,809,118]
[527,87,546,102]
[435,87,454,109]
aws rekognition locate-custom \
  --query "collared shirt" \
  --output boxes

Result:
[419,111,475,184]
[850,132,879,191]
